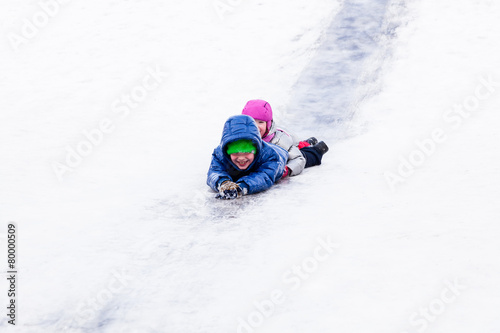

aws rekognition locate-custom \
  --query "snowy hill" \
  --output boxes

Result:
[1,0,499,332]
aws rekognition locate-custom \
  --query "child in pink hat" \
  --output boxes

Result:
[242,99,329,177]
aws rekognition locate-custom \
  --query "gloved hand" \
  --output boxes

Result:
[298,141,311,149]
[216,181,243,200]
[282,166,290,178]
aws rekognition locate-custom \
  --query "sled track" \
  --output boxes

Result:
[286,0,412,140]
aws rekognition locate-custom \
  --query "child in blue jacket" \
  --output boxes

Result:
[207,114,289,199]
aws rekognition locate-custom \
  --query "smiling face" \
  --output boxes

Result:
[255,120,267,138]
[230,152,255,170]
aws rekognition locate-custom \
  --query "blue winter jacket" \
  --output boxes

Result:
[207,115,289,195]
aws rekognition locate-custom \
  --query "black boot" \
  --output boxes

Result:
[313,141,329,155]
[305,137,318,145]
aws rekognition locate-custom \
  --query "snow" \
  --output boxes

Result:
[1,0,500,332]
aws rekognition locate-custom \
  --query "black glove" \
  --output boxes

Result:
[216,181,243,200]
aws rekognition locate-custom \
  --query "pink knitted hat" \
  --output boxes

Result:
[241,100,273,134]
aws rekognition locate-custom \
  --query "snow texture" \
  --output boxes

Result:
[1,0,500,332]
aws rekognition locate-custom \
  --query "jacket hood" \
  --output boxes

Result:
[220,115,263,157]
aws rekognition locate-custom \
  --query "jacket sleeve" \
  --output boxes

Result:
[237,145,288,194]
[206,149,232,192]
[285,144,306,176]
[271,130,305,176]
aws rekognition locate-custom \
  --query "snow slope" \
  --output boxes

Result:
[1,0,500,332]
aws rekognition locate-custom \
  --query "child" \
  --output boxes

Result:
[241,99,329,177]
[207,114,289,199]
